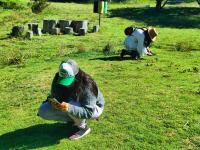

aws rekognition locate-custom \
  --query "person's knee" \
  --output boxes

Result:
[38,102,52,120]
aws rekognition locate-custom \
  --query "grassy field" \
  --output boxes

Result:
[0,0,200,149]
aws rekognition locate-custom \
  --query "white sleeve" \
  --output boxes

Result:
[133,30,148,57]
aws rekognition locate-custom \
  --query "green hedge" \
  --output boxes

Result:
[0,0,24,9]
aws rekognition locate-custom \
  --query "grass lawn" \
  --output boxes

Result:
[0,1,200,149]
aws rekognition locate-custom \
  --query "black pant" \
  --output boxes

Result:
[120,49,140,59]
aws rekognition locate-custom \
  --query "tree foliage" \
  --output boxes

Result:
[197,0,200,5]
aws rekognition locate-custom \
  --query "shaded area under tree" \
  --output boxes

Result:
[109,7,200,29]
[47,0,90,3]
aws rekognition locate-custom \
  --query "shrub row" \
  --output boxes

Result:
[0,0,22,9]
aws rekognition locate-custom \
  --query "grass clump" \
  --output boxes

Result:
[173,41,195,52]
[0,49,25,65]
[103,42,115,56]
[76,44,86,53]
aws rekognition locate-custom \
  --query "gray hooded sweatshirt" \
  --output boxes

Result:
[50,73,105,119]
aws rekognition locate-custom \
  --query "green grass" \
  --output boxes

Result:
[0,1,200,150]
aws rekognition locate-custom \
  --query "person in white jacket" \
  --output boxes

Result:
[121,26,158,59]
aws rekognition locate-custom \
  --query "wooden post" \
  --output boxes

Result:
[99,13,101,26]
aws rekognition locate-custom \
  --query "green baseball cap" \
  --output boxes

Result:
[57,60,79,86]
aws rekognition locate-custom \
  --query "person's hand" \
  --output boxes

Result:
[147,47,151,53]
[48,98,62,109]
[60,102,69,112]
[147,52,153,56]
[47,98,69,111]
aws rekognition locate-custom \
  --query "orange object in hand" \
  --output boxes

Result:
[48,98,69,111]
[60,102,69,112]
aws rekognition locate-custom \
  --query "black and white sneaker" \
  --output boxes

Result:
[69,126,91,140]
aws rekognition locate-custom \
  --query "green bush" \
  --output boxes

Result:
[30,0,49,14]
[103,43,115,56]
[0,0,22,9]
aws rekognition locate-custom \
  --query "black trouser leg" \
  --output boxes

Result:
[120,50,140,60]
[131,51,140,59]
[120,49,126,58]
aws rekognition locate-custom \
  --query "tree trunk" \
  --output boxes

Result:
[156,0,168,11]
[156,0,162,11]
[161,0,168,8]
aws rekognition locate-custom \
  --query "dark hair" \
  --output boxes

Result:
[136,27,152,47]
[143,29,152,47]
[52,69,98,103]
[71,69,98,102]
[124,27,133,35]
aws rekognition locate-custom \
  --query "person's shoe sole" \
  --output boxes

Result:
[69,128,91,140]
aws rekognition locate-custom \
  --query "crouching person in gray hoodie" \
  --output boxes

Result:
[38,59,105,140]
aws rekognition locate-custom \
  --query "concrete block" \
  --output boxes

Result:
[43,19,50,33]
[28,23,32,30]
[79,28,87,36]
[26,31,33,39]
[50,28,60,35]
[93,25,99,32]
[32,24,39,34]
[48,20,59,32]
[59,20,72,33]
[64,27,73,34]
[71,20,88,33]
[28,23,38,31]
[36,28,42,36]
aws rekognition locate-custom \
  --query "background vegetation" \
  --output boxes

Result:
[0,0,199,149]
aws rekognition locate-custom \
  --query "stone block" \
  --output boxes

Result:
[28,23,38,32]
[26,31,33,39]
[36,28,42,36]
[48,20,59,33]
[59,20,72,33]
[32,24,39,34]
[71,20,88,33]
[64,27,73,34]
[79,28,87,36]
[50,28,60,35]
[93,25,99,33]
[43,20,50,33]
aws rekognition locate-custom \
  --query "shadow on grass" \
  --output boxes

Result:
[109,7,200,29]
[90,56,140,61]
[0,123,77,149]
[48,0,91,3]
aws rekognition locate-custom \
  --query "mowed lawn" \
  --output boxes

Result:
[0,1,200,149]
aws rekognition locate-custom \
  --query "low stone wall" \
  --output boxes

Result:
[10,19,99,39]
[42,19,89,35]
